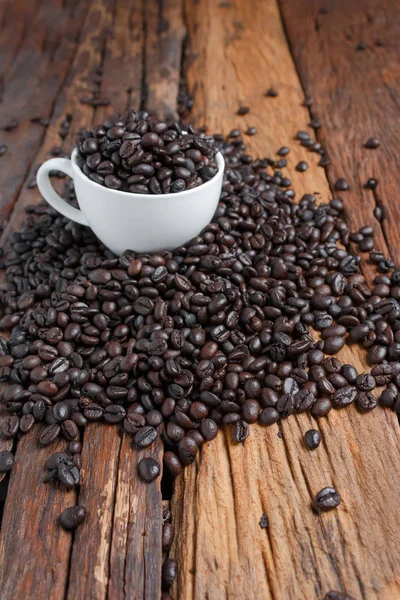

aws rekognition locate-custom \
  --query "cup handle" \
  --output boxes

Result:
[36,158,89,226]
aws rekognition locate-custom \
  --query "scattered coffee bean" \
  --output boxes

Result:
[137,457,161,482]
[296,161,308,172]
[334,178,349,191]
[265,88,278,97]
[259,513,269,529]
[59,505,86,530]
[364,137,380,149]
[365,177,378,190]
[315,486,341,510]
[237,106,250,115]
[0,450,15,472]
[304,429,321,450]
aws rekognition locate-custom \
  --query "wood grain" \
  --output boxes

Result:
[145,0,185,120]
[66,425,122,600]
[279,0,400,264]
[0,1,182,598]
[0,2,122,598]
[0,431,76,600]
[108,434,164,600]
[0,0,90,222]
[171,1,400,599]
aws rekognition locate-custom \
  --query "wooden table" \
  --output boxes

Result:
[0,1,400,598]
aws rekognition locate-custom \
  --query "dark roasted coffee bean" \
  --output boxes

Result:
[0,450,15,472]
[178,435,198,464]
[59,505,86,530]
[311,397,332,417]
[364,137,380,149]
[162,558,177,590]
[333,386,357,407]
[61,419,79,440]
[19,414,35,434]
[334,178,349,191]
[323,336,345,355]
[304,429,321,450]
[134,426,157,448]
[40,424,60,445]
[123,413,146,434]
[230,420,249,443]
[162,522,175,551]
[315,486,341,510]
[164,451,182,477]
[355,373,375,391]
[258,407,279,426]
[57,461,80,489]
[137,457,161,482]
[356,391,377,411]
[277,393,294,417]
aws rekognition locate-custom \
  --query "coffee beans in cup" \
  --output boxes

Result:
[75,111,219,194]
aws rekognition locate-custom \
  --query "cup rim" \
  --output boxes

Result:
[71,148,225,200]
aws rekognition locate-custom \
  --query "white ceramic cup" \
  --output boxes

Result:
[37,148,224,256]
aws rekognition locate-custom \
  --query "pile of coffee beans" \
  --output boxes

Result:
[75,111,218,194]
[1,125,400,550]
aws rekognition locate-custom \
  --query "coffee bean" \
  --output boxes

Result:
[199,418,218,440]
[162,522,175,551]
[59,506,86,530]
[364,137,380,149]
[259,513,269,529]
[134,426,157,448]
[57,461,80,489]
[137,457,161,482]
[356,391,377,411]
[40,424,61,445]
[0,450,14,472]
[333,386,357,407]
[258,407,279,426]
[311,397,332,417]
[162,558,177,589]
[315,486,341,510]
[323,336,345,355]
[230,420,249,443]
[295,161,308,172]
[334,178,349,191]
[164,451,182,477]
[304,428,321,450]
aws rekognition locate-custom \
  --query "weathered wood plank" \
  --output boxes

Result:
[0,2,115,597]
[108,434,164,600]
[0,431,76,600]
[145,0,185,120]
[66,425,122,600]
[0,0,43,82]
[171,1,400,599]
[96,0,145,118]
[279,0,400,263]
[0,0,90,222]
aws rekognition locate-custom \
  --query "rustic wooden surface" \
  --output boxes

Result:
[280,0,400,264]
[171,1,400,599]
[0,0,400,598]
